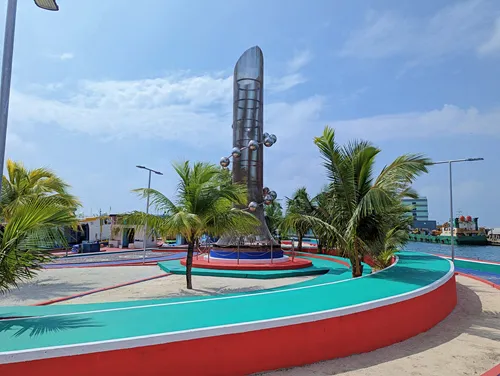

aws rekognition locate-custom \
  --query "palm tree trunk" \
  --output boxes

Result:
[317,238,323,254]
[351,240,362,278]
[186,242,194,289]
[297,233,303,253]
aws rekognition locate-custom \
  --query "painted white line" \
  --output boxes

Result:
[0,259,455,364]
[453,258,500,266]
[0,256,397,323]
[420,252,500,266]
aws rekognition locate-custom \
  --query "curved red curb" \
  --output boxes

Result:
[152,248,188,252]
[455,272,500,290]
[482,363,500,376]
[285,251,351,268]
[33,274,171,306]
[47,262,159,269]
[180,257,313,270]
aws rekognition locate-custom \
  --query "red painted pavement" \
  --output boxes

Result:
[33,274,171,306]
[2,275,457,376]
[455,272,500,290]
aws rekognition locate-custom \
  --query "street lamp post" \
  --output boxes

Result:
[429,158,484,263]
[136,165,163,264]
[0,0,59,193]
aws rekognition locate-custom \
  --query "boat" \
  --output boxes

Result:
[487,228,500,246]
[409,215,488,246]
[281,237,318,251]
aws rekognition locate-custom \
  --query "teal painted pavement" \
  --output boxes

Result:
[158,256,345,279]
[452,258,500,274]
[0,252,452,354]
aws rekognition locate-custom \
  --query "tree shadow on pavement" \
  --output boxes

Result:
[0,315,102,338]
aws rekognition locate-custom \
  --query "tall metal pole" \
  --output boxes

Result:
[449,162,455,263]
[142,170,152,264]
[0,0,18,193]
[237,239,240,265]
[99,208,102,242]
[429,157,483,264]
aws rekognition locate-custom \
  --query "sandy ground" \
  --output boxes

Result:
[0,266,162,306]
[0,266,312,306]
[49,250,169,264]
[56,273,313,304]
[258,276,500,376]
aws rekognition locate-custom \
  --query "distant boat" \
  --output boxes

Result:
[487,228,500,246]
[409,215,488,246]
[281,237,318,250]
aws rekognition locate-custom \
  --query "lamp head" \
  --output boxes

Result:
[34,0,59,11]
[466,158,484,162]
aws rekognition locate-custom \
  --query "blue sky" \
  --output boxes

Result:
[4,0,500,225]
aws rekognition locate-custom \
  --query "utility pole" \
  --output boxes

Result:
[99,208,102,242]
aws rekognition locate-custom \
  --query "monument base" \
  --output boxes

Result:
[181,256,312,271]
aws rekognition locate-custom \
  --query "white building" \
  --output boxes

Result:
[79,216,112,242]
[108,215,158,249]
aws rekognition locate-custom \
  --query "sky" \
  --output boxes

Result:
[3,0,500,226]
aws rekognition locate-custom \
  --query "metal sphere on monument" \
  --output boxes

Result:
[248,201,258,212]
[219,157,230,168]
[269,190,277,200]
[264,137,273,147]
[231,147,241,158]
[248,140,259,151]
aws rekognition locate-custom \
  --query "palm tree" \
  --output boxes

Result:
[310,126,429,277]
[131,161,259,289]
[309,189,336,254]
[1,159,80,221]
[264,201,283,238]
[0,196,78,293]
[281,187,316,253]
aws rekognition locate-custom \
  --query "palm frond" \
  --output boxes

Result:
[0,196,78,293]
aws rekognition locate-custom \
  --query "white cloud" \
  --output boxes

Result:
[266,96,324,140]
[340,0,499,63]
[60,53,74,60]
[49,52,75,61]
[268,73,307,92]
[287,50,313,72]
[5,131,36,157]
[330,104,500,140]
[9,72,322,146]
[478,17,500,56]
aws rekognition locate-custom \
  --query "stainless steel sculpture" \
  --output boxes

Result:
[216,46,278,247]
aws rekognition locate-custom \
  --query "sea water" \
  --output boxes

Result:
[404,241,500,262]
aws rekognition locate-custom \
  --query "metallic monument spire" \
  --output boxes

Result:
[217,46,278,247]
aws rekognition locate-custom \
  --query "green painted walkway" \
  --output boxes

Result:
[0,252,452,357]
[452,258,500,274]
[158,256,349,279]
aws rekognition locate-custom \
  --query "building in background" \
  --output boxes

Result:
[402,197,429,221]
[108,214,158,249]
[412,219,437,232]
